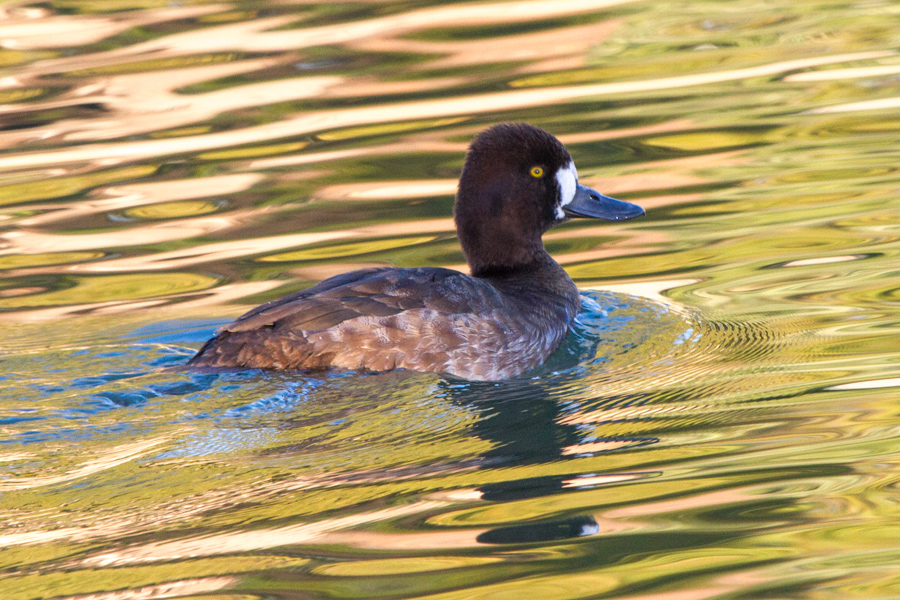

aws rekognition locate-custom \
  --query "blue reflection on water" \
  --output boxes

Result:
[126,319,230,344]
[223,379,322,418]
[156,426,282,458]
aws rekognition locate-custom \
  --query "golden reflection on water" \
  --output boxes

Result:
[0,437,166,491]
[3,1,900,599]
[57,577,237,600]
[0,49,891,171]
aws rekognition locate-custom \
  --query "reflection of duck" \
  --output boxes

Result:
[189,124,644,380]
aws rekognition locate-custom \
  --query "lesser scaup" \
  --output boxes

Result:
[188,123,645,380]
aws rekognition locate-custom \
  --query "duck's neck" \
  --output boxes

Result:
[462,232,546,279]
[471,248,556,278]
[475,250,582,322]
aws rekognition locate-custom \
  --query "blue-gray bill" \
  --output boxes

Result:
[563,184,645,220]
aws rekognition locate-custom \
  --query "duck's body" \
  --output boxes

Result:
[189,124,644,380]
[191,256,578,380]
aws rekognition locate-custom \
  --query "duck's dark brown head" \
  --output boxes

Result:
[454,123,644,277]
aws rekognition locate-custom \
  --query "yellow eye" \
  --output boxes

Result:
[530,166,544,178]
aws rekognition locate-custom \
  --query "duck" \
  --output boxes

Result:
[188,123,645,380]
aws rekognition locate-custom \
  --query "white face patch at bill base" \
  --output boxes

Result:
[555,161,578,219]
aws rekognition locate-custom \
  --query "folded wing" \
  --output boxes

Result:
[188,267,512,375]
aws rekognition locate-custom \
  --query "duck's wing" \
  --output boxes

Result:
[188,267,506,369]
[220,267,501,334]
[221,267,396,333]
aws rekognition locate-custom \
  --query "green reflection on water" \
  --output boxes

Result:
[0,252,104,270]
[125,200,221,220]
[1,557,309,600]
[0,166,156,207]
[318,118,469,141]
[0,273,218,308]
[199,142,309,161]
[260,236,437,262]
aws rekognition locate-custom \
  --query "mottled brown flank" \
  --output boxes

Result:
[189,123,583,380]
[189,260,581,380]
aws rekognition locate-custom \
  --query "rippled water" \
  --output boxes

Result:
[2,1,900,598]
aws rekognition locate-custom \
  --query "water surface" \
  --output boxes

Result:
[2,1,900,599]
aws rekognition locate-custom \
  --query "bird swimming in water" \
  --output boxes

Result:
[188,123,645,380]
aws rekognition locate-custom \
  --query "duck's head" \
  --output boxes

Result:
[454,123,645,277]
